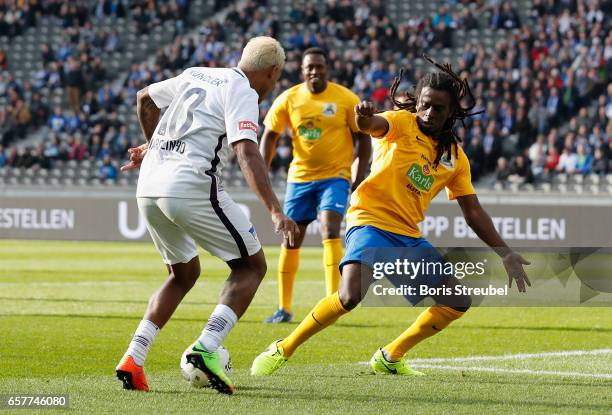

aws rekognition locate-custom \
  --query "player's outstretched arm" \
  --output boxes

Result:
[120,87,160,171]
[259,128,281,167]
[456,194,532,292]
[233,139,299,245]
[354,101,389,138]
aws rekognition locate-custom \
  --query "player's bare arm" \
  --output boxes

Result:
[456,194,531,292]
[352,132,371,191]
[233,139,299,245]
[121,87,160,171]
[354,101,389,138]
[259,128,281,167]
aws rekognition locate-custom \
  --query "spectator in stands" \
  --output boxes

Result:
[370,79,388,105]
[0,145,6,167]
[70,136,87,161]
[491,2,521,30]
[482,122,501,172]
[30,143,51,170]
[557,147,578,174]
[433,6,453,28]
[509,154,534,185]
[89,134,101,160]
[591,148,609,175]
[44,134,60,161]
[9,99,31,139]
[271,136,292,175]
[0,49,7,71]
[464,136,484,181]
[48,107,66,133]
[494,157,511,189]
[458,8,479,30]
[575,143,593,175]
[65,57,85,113]
[47,61,63,89]
[98,153,117,181]
[544,146,560,175]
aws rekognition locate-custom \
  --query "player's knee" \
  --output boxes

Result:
[169,269,199,291]
[440,294,471,313]
[453,294,472,313]
[321,228,341,240]
[338,289,360,311]
[246,254,268,280]
[320,222,341,240]
[254,257,267,279]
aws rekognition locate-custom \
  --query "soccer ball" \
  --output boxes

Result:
[180,343,232,388]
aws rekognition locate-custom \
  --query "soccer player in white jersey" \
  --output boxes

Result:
[115,36,298,395]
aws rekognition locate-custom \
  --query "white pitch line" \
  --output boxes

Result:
[411,364,612,379]
[409,348,612,364]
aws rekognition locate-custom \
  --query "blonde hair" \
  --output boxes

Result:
[238,36,285,71]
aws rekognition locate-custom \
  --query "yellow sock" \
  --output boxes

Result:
[278,247,300,313]
[278,292,348,357]
[322,238,343,295]
[384,305,465,361]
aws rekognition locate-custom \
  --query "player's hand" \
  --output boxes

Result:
[271,212,300,247]
[502,251,531,293]
[354,101,376,118]
[120,143,148,172]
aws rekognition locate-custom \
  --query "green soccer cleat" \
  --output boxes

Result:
[370,349,425,376]
[186,342,236,394]
[250,340,288,376]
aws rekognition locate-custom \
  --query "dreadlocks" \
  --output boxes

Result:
[389,55,480,167]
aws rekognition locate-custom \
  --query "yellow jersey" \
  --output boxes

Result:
[264,82,360,183]
[347,110,475,237]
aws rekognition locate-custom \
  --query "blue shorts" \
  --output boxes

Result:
[284,178,350,224]
[340,225,450,305]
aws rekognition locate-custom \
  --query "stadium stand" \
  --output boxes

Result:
[0,0,610,194]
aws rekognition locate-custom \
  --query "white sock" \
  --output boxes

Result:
[197,304,238,352]
[125,319,159,366]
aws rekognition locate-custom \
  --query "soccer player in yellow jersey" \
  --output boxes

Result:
[260,48,371,323]
[252,57,531,376]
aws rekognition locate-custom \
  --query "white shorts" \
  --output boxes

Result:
[137,194,261,264]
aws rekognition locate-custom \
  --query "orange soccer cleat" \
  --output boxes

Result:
[115,355,149,392]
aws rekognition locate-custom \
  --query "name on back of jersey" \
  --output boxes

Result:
[149,137,186,154]
[188,69,227,87]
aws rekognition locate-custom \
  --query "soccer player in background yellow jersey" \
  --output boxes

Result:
[260,48,371,323]
[252,57,531,375]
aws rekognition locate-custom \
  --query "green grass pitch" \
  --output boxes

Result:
[0,240,611,414]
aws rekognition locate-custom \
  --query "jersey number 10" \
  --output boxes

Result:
[157,87,207,138]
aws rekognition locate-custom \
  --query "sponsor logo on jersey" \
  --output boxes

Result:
[248,226,259,241]
[297,121,322,140]
[322,103,337,117]
[440,151,455,169]
[406,163,435,192]
[239,121,258,134]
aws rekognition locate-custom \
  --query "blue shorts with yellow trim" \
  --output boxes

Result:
[340,225,450,305]
[283,177,350,224]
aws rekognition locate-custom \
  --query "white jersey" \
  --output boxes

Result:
[137,67,259,199]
